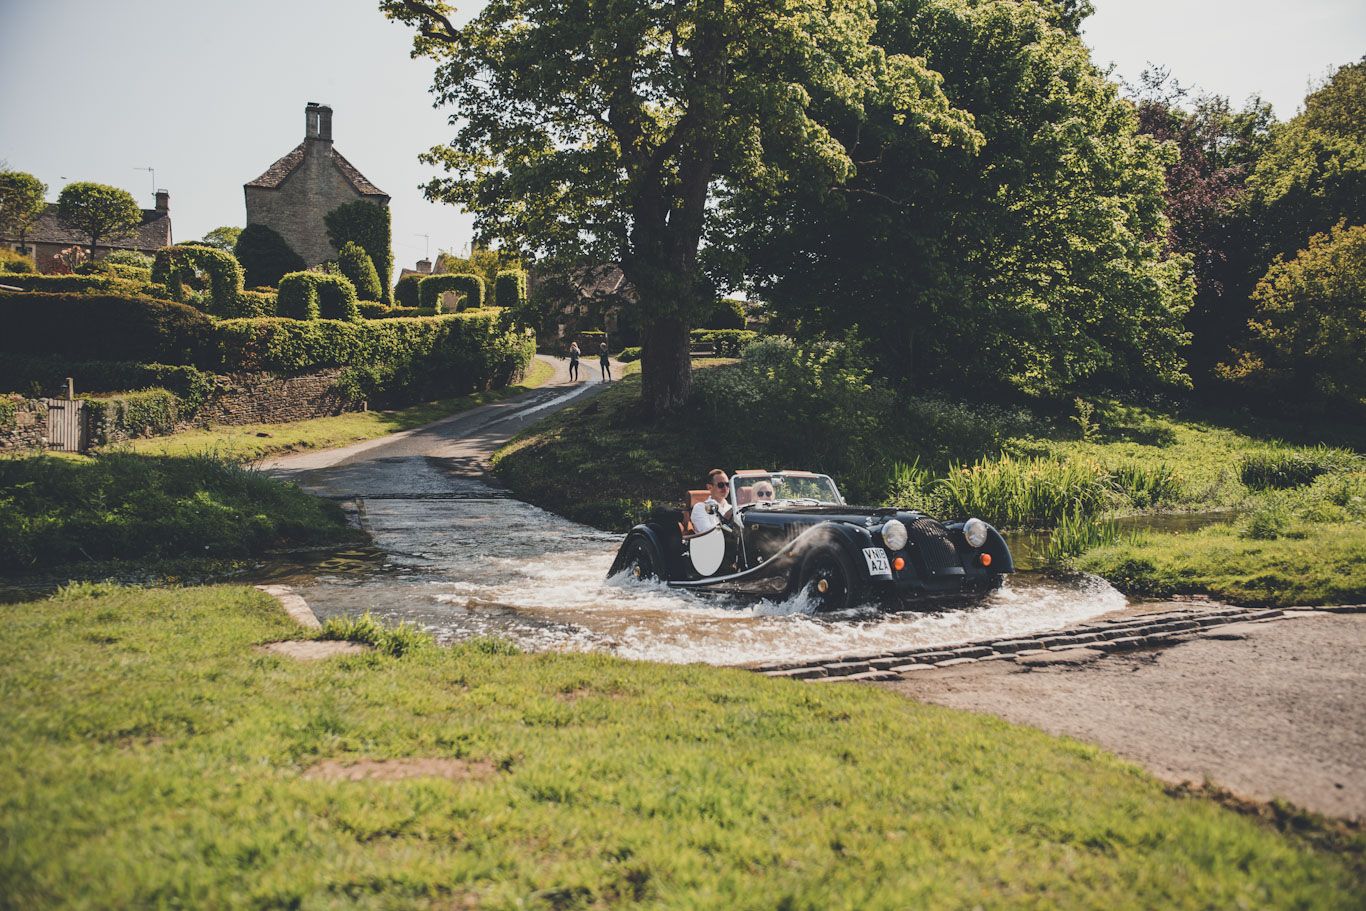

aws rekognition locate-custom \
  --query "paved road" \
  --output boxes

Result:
[880,611,1366,821]
[262,354,621,493]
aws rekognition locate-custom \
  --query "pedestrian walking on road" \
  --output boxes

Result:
[568,341,580,382]
[599,342,612,382]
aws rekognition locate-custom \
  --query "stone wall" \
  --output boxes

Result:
[195,370,352,427]
[0,397,47,450]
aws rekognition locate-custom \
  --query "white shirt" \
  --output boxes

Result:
[690,496,732,534]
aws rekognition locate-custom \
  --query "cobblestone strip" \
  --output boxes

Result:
[747,603,1366,682]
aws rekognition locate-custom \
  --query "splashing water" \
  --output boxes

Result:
[291,493,1129,666]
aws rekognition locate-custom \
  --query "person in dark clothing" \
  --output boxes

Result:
[599,342,612,382]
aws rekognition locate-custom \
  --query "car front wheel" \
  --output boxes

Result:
[799,547,858,612]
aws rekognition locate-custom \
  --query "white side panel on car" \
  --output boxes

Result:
[688,529,725,576]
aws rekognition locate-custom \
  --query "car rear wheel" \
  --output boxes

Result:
[799,547,857,612]
[622,535,661,582]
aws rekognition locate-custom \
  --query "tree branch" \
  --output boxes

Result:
[395,0,461,43]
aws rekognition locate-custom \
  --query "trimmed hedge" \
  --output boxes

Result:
[0,292,212,364]
[0,355,214,413]
[276,272,360,322]
[0,274,114,293]
[324,201,393,305]
[419,273,484,311]
[357,301,388,319]
[495,269,528,310]
[235,289,276,318]
[85,388,182,445]
[0,249,37,274]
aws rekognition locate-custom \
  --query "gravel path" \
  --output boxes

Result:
[877,611,1366,821]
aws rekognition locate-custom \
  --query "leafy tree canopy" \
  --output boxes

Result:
[200,226,242,253]
[382,0,978,415]
[719,0,1192,395]
[1219,219,1366,414]
[55,182,141,257]
[0,170,47,244]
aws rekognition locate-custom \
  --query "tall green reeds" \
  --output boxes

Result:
[935,455,1116,527]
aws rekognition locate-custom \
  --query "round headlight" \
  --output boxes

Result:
[964,518,989,549]
[882,519,908,551]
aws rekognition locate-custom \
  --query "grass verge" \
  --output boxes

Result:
[0,451,357,572]
[121,356,555,461]
[1,583,1361,909]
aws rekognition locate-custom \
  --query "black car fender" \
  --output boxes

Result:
[608,524,670,578]
[783,521,884,590]
[942,520,1015,573]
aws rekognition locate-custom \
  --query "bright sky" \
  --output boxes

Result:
[1,0,1361,263]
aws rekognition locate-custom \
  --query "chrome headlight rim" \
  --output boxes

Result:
[881,518,908,551]
[963,517,989,549]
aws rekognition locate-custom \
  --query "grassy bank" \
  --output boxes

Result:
[491,360,1366,603]
[0,451,356,572]
[1,583,1360,909]
[122,355,555,461]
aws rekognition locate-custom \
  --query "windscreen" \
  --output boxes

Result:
[733,473,842,506]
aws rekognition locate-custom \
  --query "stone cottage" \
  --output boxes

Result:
[1,191,172,271]
[244,103,389,267]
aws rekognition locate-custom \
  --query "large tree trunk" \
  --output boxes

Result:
[641,317,693,418]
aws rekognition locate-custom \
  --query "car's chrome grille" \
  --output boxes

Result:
[910,518,961,574]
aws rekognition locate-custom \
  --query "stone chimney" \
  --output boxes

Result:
[305,102,333,144]
[155,189,169,213]
[416,258,432,274]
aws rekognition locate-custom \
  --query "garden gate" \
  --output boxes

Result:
[42,398,88,452]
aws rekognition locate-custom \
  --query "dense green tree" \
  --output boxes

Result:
[337,240,383,301]
[719,0,1191,394]
[1127,69,1275,379]
[0,170,47,250]
[1218,220,1366,413]
[234,223,305,289]
[199,226,242,253]
[1201,58,1366,380]
[55,182,141,259]
[323,201,393,304]
[382,0,977,416]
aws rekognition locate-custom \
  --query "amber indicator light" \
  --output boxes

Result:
[979,553,992,567]
[892,557,905,571]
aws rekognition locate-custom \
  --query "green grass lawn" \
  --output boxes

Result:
[1,583,1360,909]
[122,356,556,462]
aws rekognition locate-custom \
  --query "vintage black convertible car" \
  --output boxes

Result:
[607,470,1014,611]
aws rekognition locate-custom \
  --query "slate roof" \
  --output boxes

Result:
[3,204,172,251]
[246,141,387,198]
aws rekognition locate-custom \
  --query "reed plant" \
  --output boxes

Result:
[935,455,1116,528]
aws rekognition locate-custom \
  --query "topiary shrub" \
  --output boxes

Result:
[337,241,382,301]
[494,269,527,310]
[151,245,246,317]
[276,272,360,322]
[394,273,422,308]
[234,223,305,288]
[419,273,485,312]
[105,250,153,268]
[324,201,393,304]
[234,289,276,318]
[0,249,38,274]
[357,301,387,319]
[703,298,747,330]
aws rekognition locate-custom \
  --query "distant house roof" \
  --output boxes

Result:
[246,141,387,198]
[5,203,172,252]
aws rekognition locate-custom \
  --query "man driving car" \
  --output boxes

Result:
[691,469,735,534]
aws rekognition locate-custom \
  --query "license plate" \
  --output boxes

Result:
[863,547,891,576]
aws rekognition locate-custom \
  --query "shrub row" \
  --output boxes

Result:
[277,272,361,322]
[152,245,247,317]
[0,294,534,402]
[85,388,183,446]
[691,329,757,356]
[419,273,484,311]
[0,355,214,412]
